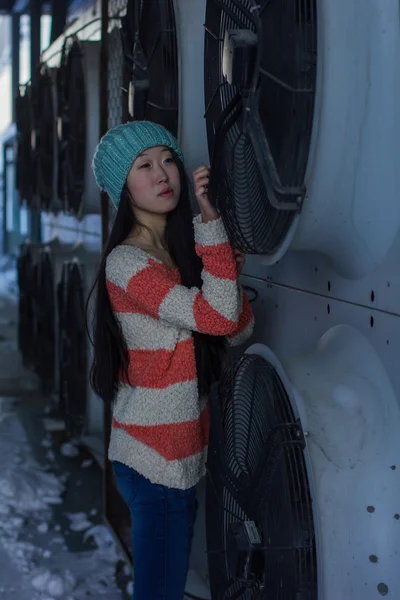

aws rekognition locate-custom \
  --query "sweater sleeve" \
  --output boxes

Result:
[106,216,241,336]
[226,287,255,347]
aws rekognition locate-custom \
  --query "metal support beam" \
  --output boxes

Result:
[50,0,67,43]
[100,0,109,248]
[11,13,20,122]
[29,0,40,77]
[101,0,110,524]
[29,0,41,242]
[2,143,8,254]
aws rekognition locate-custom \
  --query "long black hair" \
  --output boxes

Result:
[87,151,225,406]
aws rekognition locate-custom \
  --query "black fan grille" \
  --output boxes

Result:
[58,39,86,216]
[121,0,178,135]
[35,251,56,395]
[15,86,35,207]
[207,354,317,599]
[17,245,36,367]
[58,261,87,438]
[205,0,317,255]
[33,67,56,211]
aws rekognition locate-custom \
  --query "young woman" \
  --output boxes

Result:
[89,120,254,599]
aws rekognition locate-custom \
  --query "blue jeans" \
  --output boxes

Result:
[112,461,197,600]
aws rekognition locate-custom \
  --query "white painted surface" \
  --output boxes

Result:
[248,325,400,599]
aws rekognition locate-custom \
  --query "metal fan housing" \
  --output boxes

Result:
[245,325,400,599]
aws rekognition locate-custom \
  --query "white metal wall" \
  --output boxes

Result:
[242,244,400,399]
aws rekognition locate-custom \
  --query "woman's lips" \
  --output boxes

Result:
[159,189,173,197]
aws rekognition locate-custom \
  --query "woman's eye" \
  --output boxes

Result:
[139,163,151,169]
[164,157,174,164]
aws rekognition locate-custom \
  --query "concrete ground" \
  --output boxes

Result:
[0,265,131,599]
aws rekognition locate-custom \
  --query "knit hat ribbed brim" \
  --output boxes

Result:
[92,121,184,208]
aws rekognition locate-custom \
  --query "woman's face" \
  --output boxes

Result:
[126,145,181,215]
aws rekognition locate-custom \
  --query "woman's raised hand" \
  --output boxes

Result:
[192,165,219,223]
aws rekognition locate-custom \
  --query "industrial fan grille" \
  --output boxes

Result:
[204,0,317,255]
[35,250,56,395]
[15,85,35,207]
[120,0,179,135]
[32,66,57,211]
[58,38,86,215]
[17,245,36,367]
[58,261,88,438]
[206,353,317,599]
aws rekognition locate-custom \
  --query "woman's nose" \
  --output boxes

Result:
[156,165,168,182]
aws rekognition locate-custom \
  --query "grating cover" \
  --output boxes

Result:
[204,0,317,255]
[206,353,317,599]
[120,0,179,135]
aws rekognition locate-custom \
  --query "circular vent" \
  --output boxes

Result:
[120,0,179,134]
[17,245,36,368]
[206,353,317,599]
[58,38,86,215]
[58,261,87,438]
[32,65,57,212]
[15,85,35,207]
[36,250,56,395]
[204,0,317,255]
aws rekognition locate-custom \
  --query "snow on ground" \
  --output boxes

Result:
[0,263,129,599]
[0,255,18,298]
[0,395,128,599]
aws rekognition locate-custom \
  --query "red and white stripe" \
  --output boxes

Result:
[105,216,254,489]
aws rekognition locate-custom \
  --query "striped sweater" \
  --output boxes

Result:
[106,215,254,489]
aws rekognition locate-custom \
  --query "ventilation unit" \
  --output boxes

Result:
[31,64,62,213]
[15,84,35,208]
[35,248,56,395]
[17,239,80,396]
[119,0,211,176]
[57,247,100,445]
[120,0,179,135]
[206,325,400,599]
[37,240,92,401]
[58,37,101,219]
[17,242,38,368]
[58,259,87,438]
[17,240,63,384]
[204,0,400,278]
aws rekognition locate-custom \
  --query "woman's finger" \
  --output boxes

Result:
[193,165,209,172]
[193,165,210,177]
[193,174,209,187]
[194,175,210,186]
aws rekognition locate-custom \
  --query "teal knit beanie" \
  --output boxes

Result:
[92,121,184,208]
